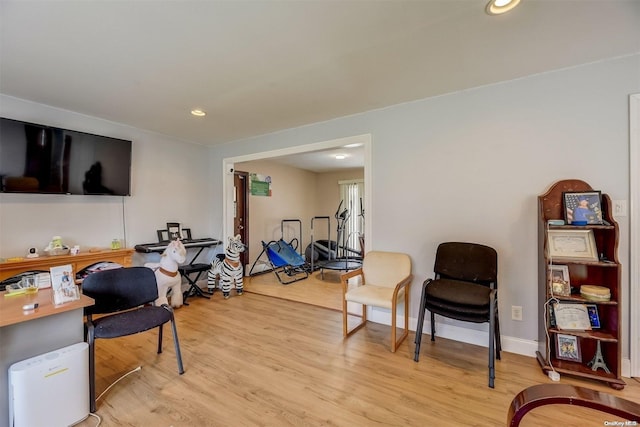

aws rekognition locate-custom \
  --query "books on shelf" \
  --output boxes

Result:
[50,264,80,305]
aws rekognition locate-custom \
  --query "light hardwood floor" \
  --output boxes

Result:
[77,274,640,427]
[244,269,345,311]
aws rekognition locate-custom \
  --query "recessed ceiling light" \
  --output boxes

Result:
[191,109,206,117]
[335,154,346,160]
[485,0,520,15]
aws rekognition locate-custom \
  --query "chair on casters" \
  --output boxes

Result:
[340,251,412,352]
[82,267,185,412]
[414,242,500,388]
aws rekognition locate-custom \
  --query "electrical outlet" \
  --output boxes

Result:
[613,200,628,217]
[511,305,523,321]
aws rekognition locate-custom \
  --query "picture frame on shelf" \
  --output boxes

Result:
[181,228,192,240]
[586,304,601,328]
[556,334,582,362]
[166,222,182,240]
[563,191,603,225]
[547,229,598,262]
[553,303,591,331]
[548,265,571,297]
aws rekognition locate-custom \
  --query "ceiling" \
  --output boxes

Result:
[264,144,366,173]
[1,1,639,158]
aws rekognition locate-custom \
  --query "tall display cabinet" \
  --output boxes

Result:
[536,179,625,389]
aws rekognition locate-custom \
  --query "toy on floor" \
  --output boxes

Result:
[145,239,187,307]
[208,234,246,299]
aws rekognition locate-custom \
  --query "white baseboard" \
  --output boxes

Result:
[370,309,635,377]
[366,308,539,358]
[622,358,631,378]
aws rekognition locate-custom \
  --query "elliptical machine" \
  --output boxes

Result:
[307,200,362,279]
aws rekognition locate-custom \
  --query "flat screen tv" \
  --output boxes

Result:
[0,117,132,196]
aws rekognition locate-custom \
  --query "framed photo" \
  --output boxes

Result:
[50,264,80,305]
[157,229,170,242]
[556,334,582,362]
[166,222,182,240]
[563,191,603,225]
[548,265,571,296]
[547,229,598,262]
[586,304,601,328]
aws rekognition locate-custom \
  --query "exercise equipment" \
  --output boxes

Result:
[309,201,362,279]
[260,239,310,284]
[249,219,309,280]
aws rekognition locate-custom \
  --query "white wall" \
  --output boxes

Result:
[211,55,639,360]
[1,54,637,363]
[0,96,214,265]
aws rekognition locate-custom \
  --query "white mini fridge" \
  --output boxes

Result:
[8,342,89,427]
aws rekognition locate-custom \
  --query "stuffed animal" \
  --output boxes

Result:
[208,234,246,299]
[145,239,187,307]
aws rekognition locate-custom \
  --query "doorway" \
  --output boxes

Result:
[234,171,249,267]
[222,134,372,303]
[630,93,639,377]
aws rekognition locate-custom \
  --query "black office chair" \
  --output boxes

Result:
[82,267,185,412]
[414,242,501,388]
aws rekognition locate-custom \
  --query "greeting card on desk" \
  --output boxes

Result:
[50,264,79,305]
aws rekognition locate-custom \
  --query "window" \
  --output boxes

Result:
[339,179,364,256]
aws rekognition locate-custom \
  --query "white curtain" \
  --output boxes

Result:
[338,179,364,257]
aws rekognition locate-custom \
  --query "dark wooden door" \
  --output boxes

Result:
[234,171,249,267]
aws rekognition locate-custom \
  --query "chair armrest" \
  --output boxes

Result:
[392,274,413,299]
[341,268,363,292]
[507,384,640,426]
[397,274,413,289]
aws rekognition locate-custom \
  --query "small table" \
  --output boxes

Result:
[134,238,221,304]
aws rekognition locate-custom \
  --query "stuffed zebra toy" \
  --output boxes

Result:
[208,234,246,299]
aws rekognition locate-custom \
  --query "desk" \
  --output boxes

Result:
[135,239,221,304]
[0,288,94,427]
[0,248,134,284]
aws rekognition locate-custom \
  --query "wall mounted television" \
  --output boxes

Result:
[0,117,132,196]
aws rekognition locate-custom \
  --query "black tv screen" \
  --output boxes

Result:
[0,117,132,196]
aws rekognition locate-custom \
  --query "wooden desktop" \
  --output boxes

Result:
[0,287,94,327]
[0,249,132,427]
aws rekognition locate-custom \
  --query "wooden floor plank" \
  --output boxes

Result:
[75,284,640,426]
[244,268,345,311]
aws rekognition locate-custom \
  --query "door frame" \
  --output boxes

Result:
[630,93,639,377]
[233,170,249,267]
[222,134,372,259]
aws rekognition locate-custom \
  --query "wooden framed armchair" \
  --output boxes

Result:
[341,251,412,352]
